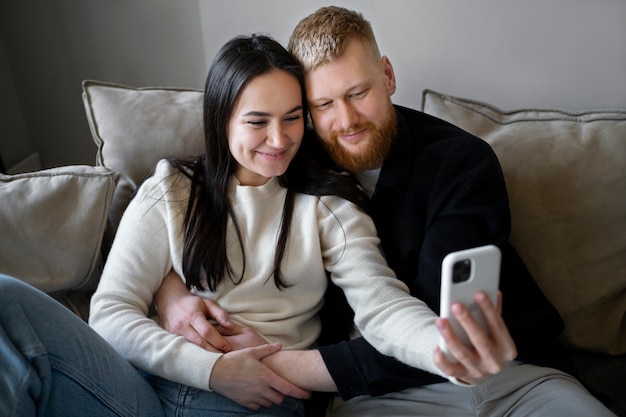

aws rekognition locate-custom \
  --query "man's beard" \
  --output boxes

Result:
[318,105,397,173]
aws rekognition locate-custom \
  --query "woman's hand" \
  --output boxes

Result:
[433,291,517,385]
[155,269,233,352]
[210,343,310,410]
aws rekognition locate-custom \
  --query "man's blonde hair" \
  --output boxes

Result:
[288,6,380,71]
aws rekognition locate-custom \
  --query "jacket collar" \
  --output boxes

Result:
[375,106,414,198]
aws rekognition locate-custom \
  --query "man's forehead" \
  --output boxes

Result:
[305,61,375,99]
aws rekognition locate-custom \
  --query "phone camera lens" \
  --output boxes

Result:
[452,259,472,283]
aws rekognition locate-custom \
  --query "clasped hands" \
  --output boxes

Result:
[155,271,517,409]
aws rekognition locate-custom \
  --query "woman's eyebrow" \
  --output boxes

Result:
[243,105,303,117]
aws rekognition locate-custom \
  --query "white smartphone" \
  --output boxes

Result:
[439,244,501,362]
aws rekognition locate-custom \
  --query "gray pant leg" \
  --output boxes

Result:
[327,363,615,417]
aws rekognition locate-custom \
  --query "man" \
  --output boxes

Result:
[157,6,614,416]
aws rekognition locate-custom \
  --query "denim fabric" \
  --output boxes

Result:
[0,275,165,417]
[149,374,304,417]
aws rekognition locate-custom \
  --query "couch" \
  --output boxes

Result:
[1,81,624,416]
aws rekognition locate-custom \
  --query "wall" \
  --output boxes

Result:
[200,0,626,110]
[1,0,625,171]
[0,33,33,172]
[0,0,206,170]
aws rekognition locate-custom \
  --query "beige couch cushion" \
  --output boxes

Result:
[81,80,204,250]
[0,165,118,292]
[422,89,626,354]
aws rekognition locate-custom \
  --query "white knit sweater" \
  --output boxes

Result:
[89,160,444,391]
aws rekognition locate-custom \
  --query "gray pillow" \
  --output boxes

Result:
[81,80,204,250]
[0,165,118,292]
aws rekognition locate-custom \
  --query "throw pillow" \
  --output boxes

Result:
[0,165,118,293]
[81,80,204,250]
[422,89,626,354]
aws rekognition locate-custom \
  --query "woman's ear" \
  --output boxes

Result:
[381,56,397,96]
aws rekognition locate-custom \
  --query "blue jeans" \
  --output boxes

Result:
[148,374,304,417]
[0,274,305,417]
[0,274,165,417]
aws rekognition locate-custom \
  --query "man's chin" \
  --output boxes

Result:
[330,148,383,172]
[320,111,396,172]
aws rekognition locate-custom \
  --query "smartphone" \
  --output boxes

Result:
[439,245,501,362]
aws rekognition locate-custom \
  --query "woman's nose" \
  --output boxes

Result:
[267,123,287,148]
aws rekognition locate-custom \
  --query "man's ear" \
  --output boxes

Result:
[381,55,397,95]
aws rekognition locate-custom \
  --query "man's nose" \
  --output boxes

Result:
[336,101,359,130]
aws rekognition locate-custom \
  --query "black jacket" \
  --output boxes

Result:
[317,105,570,399]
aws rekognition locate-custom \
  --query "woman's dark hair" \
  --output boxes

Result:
[170,34,369,291]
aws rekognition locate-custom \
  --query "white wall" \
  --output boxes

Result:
[1,0,625,170]
[199,0,626,110]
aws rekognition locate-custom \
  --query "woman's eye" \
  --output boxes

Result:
[285,115,301,123]
[247,120,267,126]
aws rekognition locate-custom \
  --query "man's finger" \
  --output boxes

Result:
[191,314,232,352]
[203,298,233,328]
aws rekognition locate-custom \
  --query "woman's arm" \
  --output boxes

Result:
[90,161,308,408]
[89,165,224,391]
[262,349,337,392]
[318,195,516,384]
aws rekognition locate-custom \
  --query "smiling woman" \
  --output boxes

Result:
[228,69,304,186]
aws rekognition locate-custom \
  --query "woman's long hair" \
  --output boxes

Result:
[170,34,369,292]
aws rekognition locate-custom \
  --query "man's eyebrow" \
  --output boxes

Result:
[243,105,303,117]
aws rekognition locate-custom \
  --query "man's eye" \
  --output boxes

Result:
[314,101,331,110]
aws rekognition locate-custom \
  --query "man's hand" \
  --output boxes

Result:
[210,343,310,410]
[217,324,268,351]
[155,270,233,352]
[433,291,517,385]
